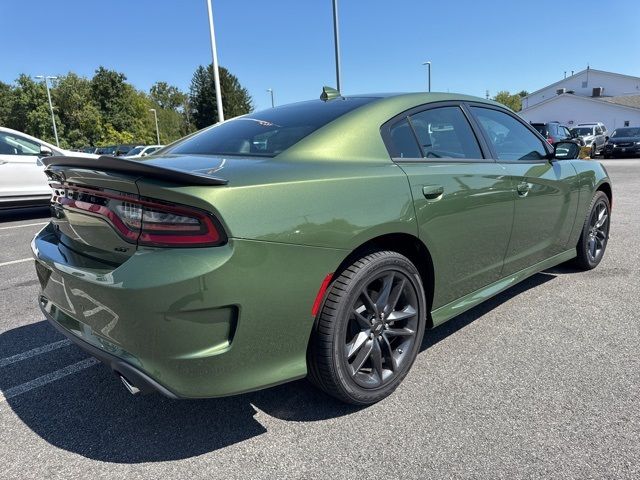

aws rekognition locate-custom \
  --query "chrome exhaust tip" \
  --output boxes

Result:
[119,375,141,395]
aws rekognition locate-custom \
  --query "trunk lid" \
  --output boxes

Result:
[48,167,143,265]
[43,155,230,265]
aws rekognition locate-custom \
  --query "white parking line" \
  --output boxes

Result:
[0,258,32,267]
[0,222,48,230]
[0,339,72,368]
[0,357,99,403]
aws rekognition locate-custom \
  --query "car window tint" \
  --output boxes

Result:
[471,107,547,161]
[166,97,376,157]
[408,107,482,159]
[0,132,40,155]
[389,119,421,158]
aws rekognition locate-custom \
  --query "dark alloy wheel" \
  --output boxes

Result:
[574,191,610,270]
[307,251,426,405]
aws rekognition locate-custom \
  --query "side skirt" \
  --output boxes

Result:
[430,249,576,327]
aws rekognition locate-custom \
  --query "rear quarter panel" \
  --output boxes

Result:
[567,159,612,246]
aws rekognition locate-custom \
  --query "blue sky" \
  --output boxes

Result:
[1,0,639,111]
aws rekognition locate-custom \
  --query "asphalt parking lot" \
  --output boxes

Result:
[0,159,638,480]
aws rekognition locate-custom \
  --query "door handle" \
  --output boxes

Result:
[516,182,530,197]
[422,185,444,200]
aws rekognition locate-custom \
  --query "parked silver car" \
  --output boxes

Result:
[571,122,607,157]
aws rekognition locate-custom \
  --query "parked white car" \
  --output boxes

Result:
[0,127,98,209]
[123,145,164,158]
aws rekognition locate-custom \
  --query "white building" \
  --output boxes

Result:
[519,68,640,132]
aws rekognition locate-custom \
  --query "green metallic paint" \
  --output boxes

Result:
[32,93,612,398]
[397,161,515,308]
[499,160,580,276]
[431,249,577,327]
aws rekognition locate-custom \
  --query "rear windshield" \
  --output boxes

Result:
[572,127,595,136]
[611,128,640,137]
[165,97,376,157]
[531,124,548,136]
[127,146,144,155]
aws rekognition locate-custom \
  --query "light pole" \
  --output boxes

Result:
[149,109,160,144]
[35,75,59,147]
[332,0,342,92]
[205,0,225,123]
[422,61,431,92]
[266,88,275,108]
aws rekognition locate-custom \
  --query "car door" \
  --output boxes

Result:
[0,131,50,200]
[594,126,605,151]
[468,105,580,276]
[382,103,515,309]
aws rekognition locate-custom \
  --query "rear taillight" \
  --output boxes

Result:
[52,185,225,247]
[546,136,554,144]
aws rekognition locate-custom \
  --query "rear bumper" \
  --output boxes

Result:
[603,145,640,157]
[32,223,346,398]
[40,298,180,398]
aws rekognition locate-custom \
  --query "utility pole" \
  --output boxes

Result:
[422,61,431,92]
[206,0,225,122]
[332,0,342,92]
[35,75,59,147]
[149,109,160,144]
[266,88,275,108]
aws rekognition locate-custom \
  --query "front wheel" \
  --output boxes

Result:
[574,191,610,270]
[307,251,427,405]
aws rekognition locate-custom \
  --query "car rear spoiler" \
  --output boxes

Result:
[42,155,228,186]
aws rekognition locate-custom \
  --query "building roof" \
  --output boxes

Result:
[520,93,640,113]
[600,95,640,109]
[522,68,640,100]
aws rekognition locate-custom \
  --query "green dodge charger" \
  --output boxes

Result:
[32,90,612,405]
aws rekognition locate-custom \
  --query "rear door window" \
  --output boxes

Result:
[408,107,482,159]
[388,119,421,158]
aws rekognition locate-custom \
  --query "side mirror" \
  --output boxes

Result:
[39,145,53,157]
[604,136,609,142]
[141,152,148,157]
[553,141,581,160]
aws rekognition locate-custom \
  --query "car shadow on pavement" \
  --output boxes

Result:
[1,271,556,464]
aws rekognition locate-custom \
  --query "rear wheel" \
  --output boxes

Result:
[574,191,610,270]
[308,251,426,405]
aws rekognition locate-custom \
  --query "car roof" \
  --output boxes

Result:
[0,126,64,154]
[277,92,507,162]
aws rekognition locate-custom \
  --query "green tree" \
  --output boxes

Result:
[493,91,523,112]
[9,75,62,144]
[150,81,186,111]
[149,81,192,142]
[90,67,148,142]
[0,81,14,127]
[189,64,253,129]
[53,73,103,148]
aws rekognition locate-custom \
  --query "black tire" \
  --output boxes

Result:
[591,145,596,158]
[573,191,610,270]
[307,251,427,405]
